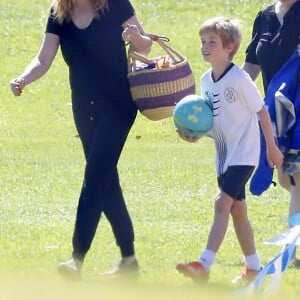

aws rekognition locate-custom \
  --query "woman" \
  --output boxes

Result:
[243,0,300,259]
[10,0,152,278]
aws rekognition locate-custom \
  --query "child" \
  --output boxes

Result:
[176,16,283,284]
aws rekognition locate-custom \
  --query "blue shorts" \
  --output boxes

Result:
[217,166,255,201]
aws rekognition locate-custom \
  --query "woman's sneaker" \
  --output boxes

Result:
[57,258,82,280]
[104,258,139,276]
[176,261,209,283]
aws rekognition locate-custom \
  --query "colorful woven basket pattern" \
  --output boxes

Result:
[128,62,195,120]
[127,37,195,121]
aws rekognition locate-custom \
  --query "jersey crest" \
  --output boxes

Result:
[224,87,237,103]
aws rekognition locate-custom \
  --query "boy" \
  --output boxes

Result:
[176,16,283,284]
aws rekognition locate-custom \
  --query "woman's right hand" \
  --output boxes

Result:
[10,77,25,96]
[9,33,60,97]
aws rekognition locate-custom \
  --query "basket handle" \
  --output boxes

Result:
[147,34,186,63]
[127,34,186,72]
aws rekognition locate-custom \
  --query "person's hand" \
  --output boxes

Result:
[122,24,141,43]
[267,146,284,169]
[10,77,25,96]
[176,130,201,143]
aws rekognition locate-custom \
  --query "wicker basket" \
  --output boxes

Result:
[127,35,195,121]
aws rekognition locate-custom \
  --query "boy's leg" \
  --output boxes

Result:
[231,200,261,273]
[205,191,233,253]
[221,166,261,282]
[176,191,233,281]
[196,191,234,272]
[229,166,261,283]
[231,200,256,257]
[203,166,253,268]
[177,166,258,282]
[218,166,256,257]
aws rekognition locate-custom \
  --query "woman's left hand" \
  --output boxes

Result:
[121,16,152,55]
[122,24,140,43]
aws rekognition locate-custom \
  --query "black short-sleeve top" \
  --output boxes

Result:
[46,0,134,103]
[245,1,300,93]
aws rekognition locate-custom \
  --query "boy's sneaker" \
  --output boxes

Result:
[103,258,139,276]
[176,261,209,283]
[57,258,82,280]
[231,268,259,284]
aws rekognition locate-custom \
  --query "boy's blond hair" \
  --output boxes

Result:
[199,16,242,60]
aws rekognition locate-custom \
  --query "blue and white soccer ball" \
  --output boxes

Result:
[173,94,213,137]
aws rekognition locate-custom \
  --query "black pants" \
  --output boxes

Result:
[71,98,137,261]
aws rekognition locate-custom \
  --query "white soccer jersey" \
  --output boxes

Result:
[201,64,264,176]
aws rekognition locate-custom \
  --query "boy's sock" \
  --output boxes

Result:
[244,252,261,271]
[199,249,216,272]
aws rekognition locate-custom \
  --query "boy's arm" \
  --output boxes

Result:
[257,106,284,169]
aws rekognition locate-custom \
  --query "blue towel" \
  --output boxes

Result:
[250,51,300,196]
[250,126,274,196]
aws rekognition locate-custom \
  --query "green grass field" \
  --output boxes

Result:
[1,0,299,299]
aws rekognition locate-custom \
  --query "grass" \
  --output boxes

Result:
[0,0,299,299]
